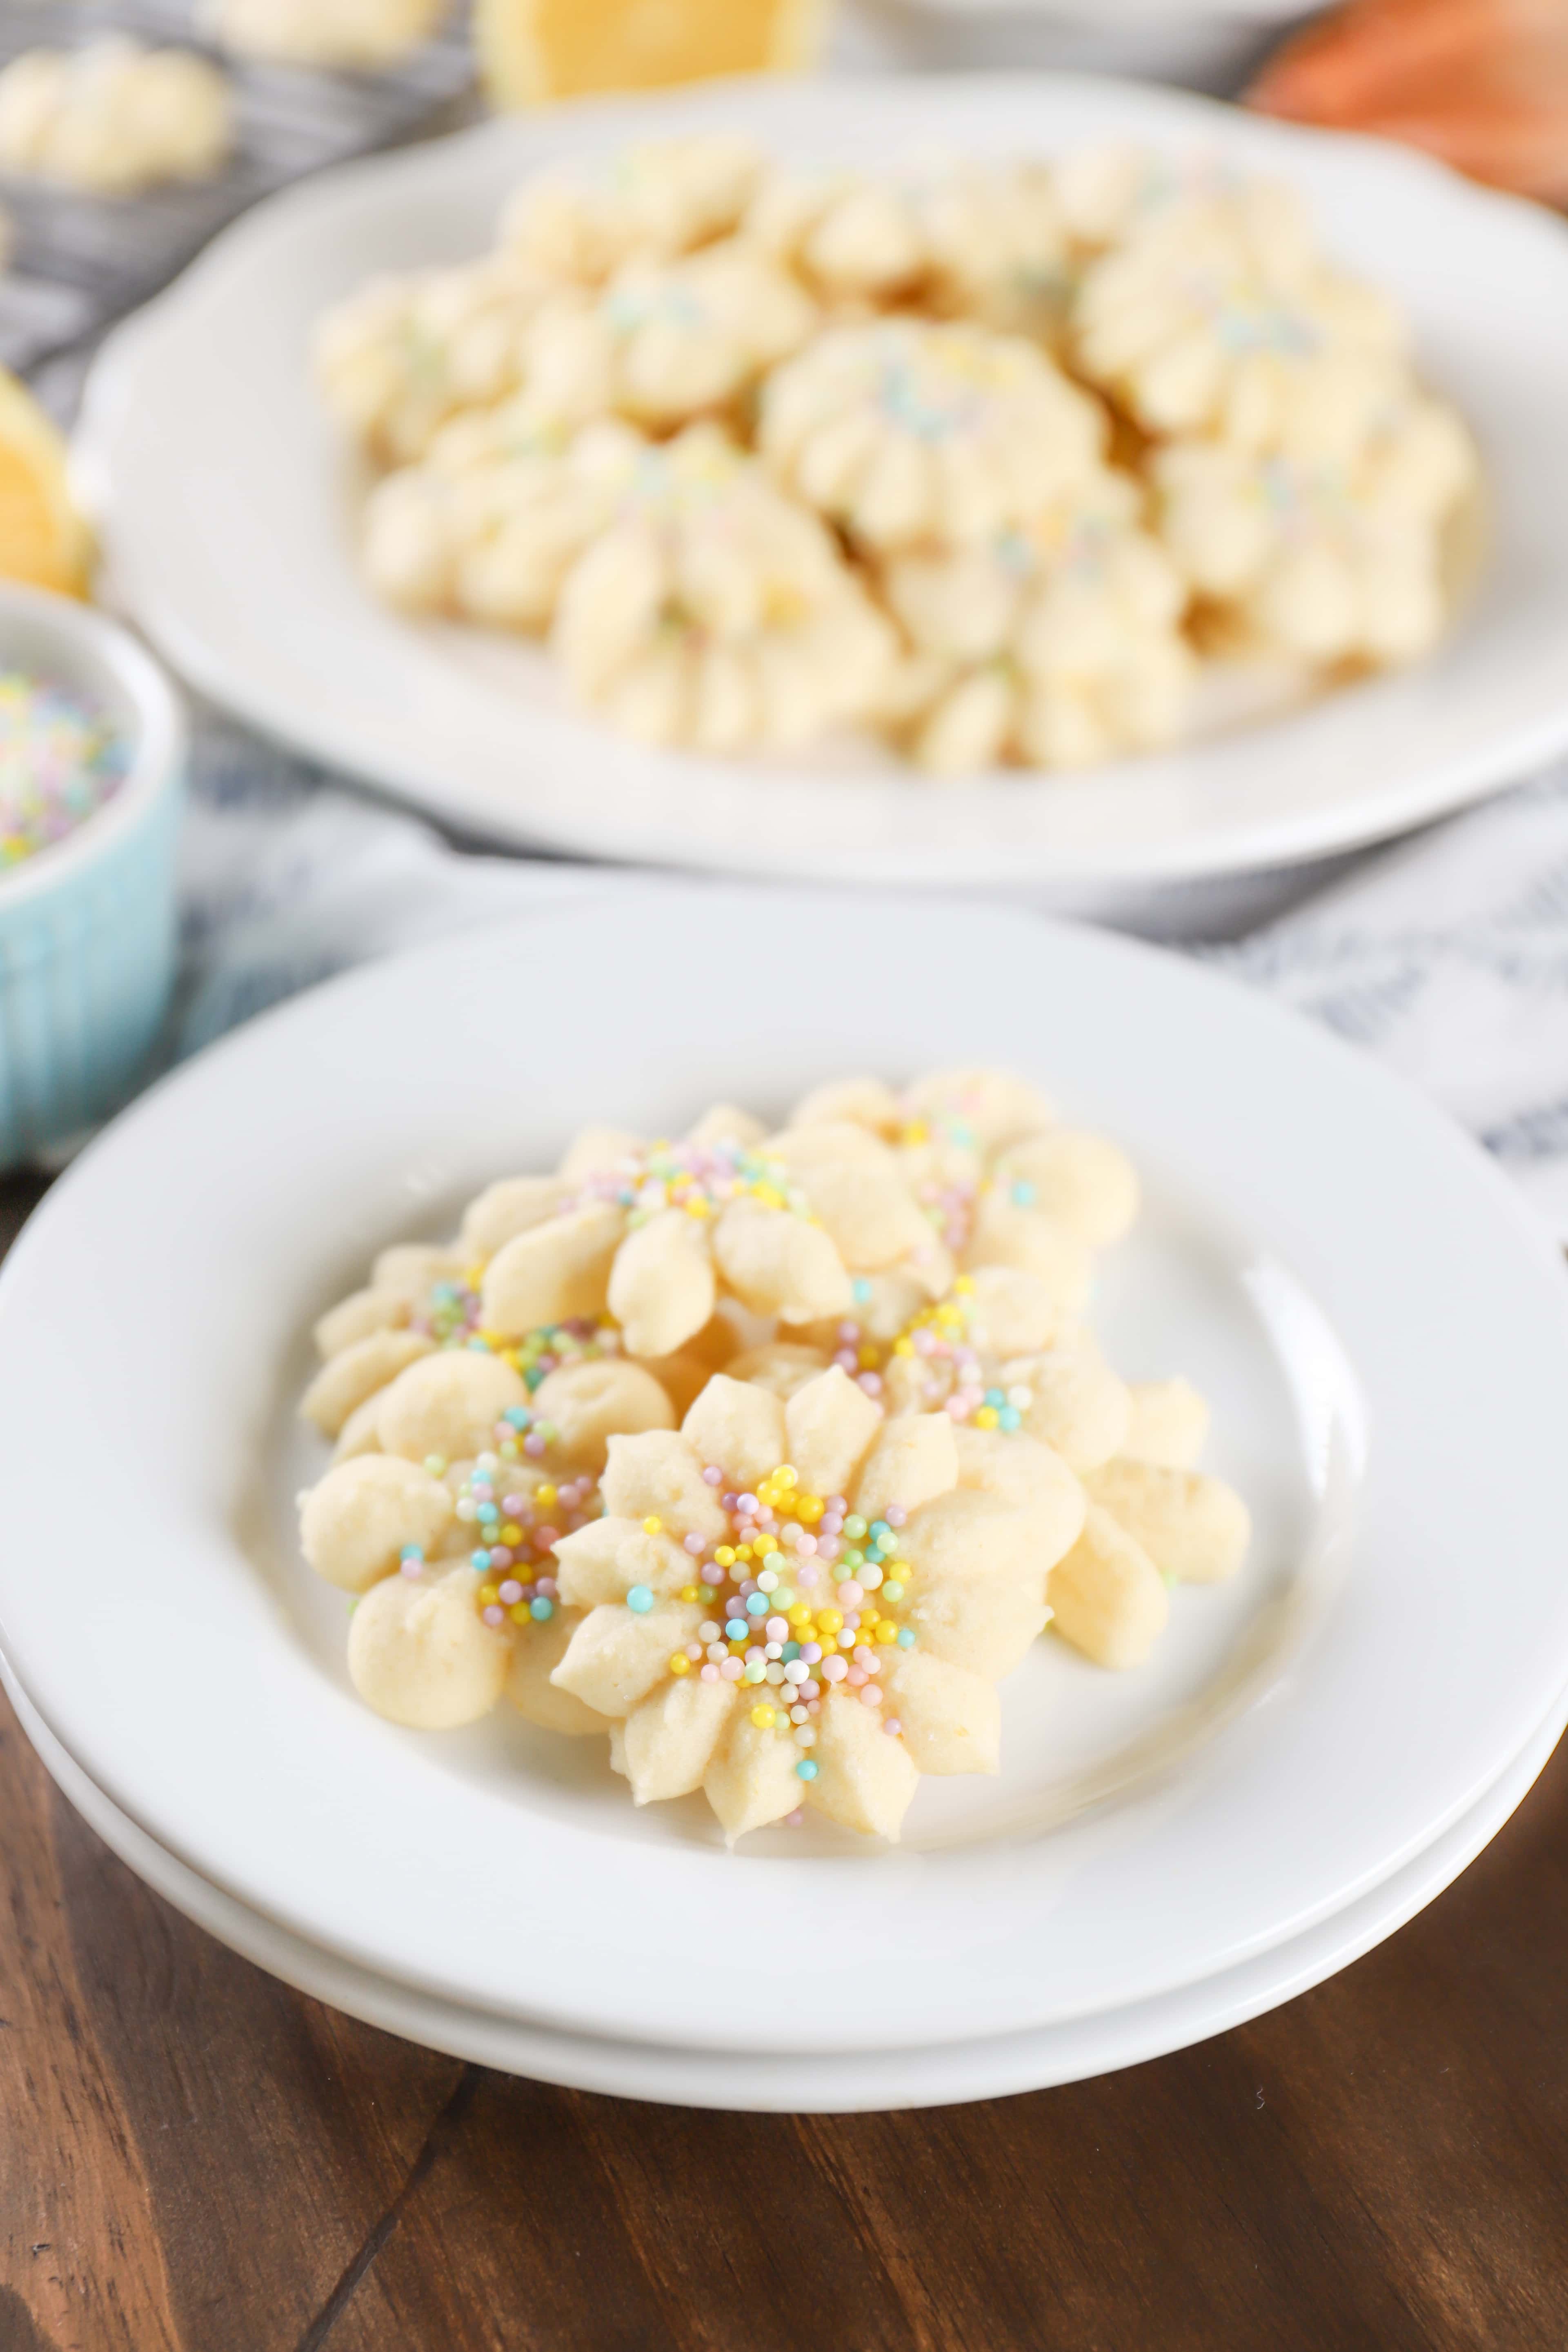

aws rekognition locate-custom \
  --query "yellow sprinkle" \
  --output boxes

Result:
[974,1407,999,1430]
[503,1352,524,1372]
[536,1484,558,1509]
[787,1603,813,1628]
[892,1336,915,1358]
[734,1543,752,1562]
[875,1620,897,1644]
[679,1585,701,1603]
[685,1197,710,1218]
[857,1343,880,1369]
[953,1274,975,1294]
[750,1705,776,1729]
[642,1515,662,1535]
[817,1609,843,1635]
[903,1119,929,1146]
[715,1545,736,1567]
[752,1184,784,1211]
[669,1653,692,1677]
[936,1303,963,1327]
[509,1601,532,1624]
[478,1584,500,1607]
[465,1263,487,1289]
[776,1465,797,1488]
[477,1329,505,1351]
[501,1522,523,1545]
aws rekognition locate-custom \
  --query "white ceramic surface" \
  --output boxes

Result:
[11,1659,1563,2112]
[73,74,1568,891]
[1,892,1565,2054]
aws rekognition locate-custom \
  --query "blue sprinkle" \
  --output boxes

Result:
[781,1641,801,1662]
[984,1388,1005,1409]
[868,1520,891,1543]
[896,1627,916,1649]
[1011,1179,1036,1207]
[795,1759,819,1781]
[625,1584,655,1614]
[476,1503,499,1523]
[530,1596,555,1621]
[400,1543,424,1562]
[998,1406,1022,1432]
[745,1591,768,1616]
[851,1277,873,1305]
[725,1617,750,1641]
[503,1407,530,1429]
[471,1551,491,1570]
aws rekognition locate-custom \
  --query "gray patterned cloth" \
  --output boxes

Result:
[7,11,1567,1235]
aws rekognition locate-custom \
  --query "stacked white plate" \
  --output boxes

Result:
[3,890,1567,2111]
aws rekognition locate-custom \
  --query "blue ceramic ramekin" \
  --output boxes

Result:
[0,583,185,1169]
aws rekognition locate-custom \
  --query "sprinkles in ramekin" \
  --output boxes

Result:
[0,668,127,872]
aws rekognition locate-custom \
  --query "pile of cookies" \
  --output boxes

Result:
[315,133,1477,773]
[295,1068,1251,1846]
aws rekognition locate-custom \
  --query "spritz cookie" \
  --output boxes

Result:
[551,424,896,750]
[359,417,641,629]
[1151,396,1476,667]
[314,254,554,468]
[0,37,231,196]
[500,135,765,285]
[547,1365,1085,1841]
[204,0,444,68]
[760,320,1106,553]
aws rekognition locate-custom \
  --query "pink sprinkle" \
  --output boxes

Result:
[701,1563,725,1585]
[833,1350,858,1374]
[719,1657,743,1681]
[684,1642,704,1662]
[786,1810,804,1828]
[884,1717,902,1736]
[535,1526,559,1549]
[503,1494,527,1515]
[837,1581,864,1608]
[858,1373,883,1397]
[400,1560,422,1579]
[701,1663,720,1683]
[818,1513,843,1537]
[524,1432,547,1456]
[861,1685,883,1707]
[489,1547,513,1570]
[536,1576,558,1598]
[498,1580,523,1605]
[854,1645,876,1668]
[821,1655,848,1684]
[800,1679,821,1701]
[765,1615,788,1642]
[683,1532,706,1555]
[885,1506,906,1528]
[798,1564,821,1589]
[944,1396,967,1419]
[482,1605,505,1627]
[816,1538,841,1565]
[703,1466,723,1485]
[827,1496,847,1514]
[795,1534,817,1556]
[801,1642,822,1663]
[846,1667,867,1687]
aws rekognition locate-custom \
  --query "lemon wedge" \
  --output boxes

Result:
[476,0,825,107]
[0,369,91,598]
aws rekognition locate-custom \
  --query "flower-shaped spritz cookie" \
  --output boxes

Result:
[500,135,765,286]
[1151,400,1475,666]
[759,321,1106,554]
[1069,173,1407,463]
[360,418,642,629]
[552,425,896,751]
[314,255,553,467]
[205,0,443,67]
[548,1367,1086,1841]
[521,241,818,433]
[792,1065,1139,1315]
[480,1104,934,1370]
[878,491,1193,770]
[0,37,231,196]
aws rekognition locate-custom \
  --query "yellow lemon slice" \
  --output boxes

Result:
[0,369,91,599]
[476,0,825,106]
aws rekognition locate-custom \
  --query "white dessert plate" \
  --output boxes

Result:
[1,891,1566,2055]
[72,74,1568,892]
[9,1658,1564,2112]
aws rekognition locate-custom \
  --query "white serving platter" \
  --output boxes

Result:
[73,73,1568,891]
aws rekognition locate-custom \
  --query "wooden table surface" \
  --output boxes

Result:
[2,1169,1566,2352]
